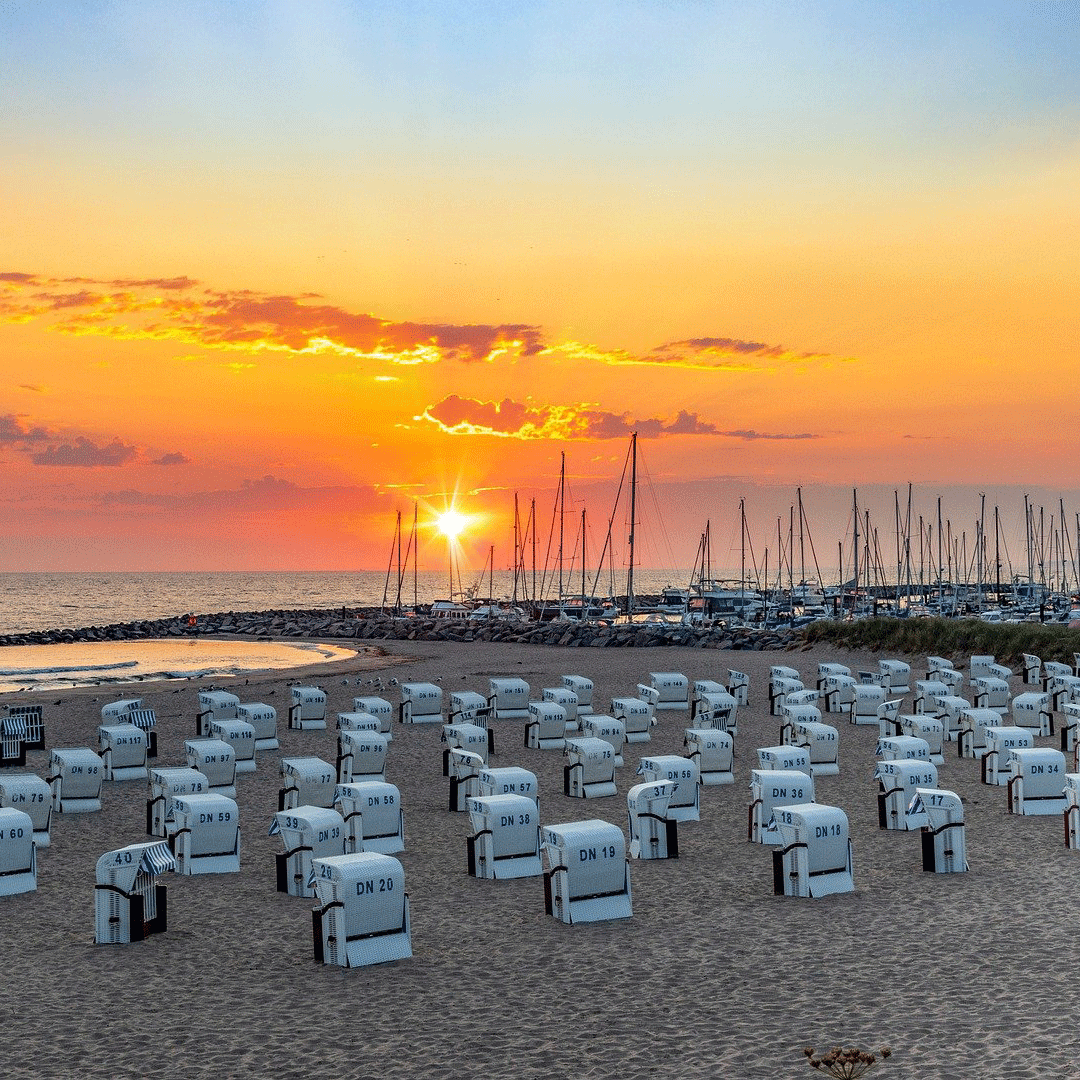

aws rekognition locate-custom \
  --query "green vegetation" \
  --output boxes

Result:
[800,617,1080,666]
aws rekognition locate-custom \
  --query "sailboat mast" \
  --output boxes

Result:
[852,489,860,617]
[627,432,637,617]
[581,509,587,612]
[558,452,566,607]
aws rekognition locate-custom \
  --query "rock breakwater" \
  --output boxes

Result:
[0,608,806,652]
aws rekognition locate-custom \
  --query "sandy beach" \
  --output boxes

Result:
[3,637,1079,1080]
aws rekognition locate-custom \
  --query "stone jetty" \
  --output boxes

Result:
[0,608,806,652]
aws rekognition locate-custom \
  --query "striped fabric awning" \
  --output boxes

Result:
[267,818,281,836]
[140,842,177,876]
[0,716,27,737]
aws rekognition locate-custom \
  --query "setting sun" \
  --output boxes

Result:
[436,509,468,540]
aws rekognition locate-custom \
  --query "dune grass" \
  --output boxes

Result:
[799,616,1080,666]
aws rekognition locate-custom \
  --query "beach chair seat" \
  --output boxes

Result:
[875,735,931,763]
[897,715,945,764]
[875,760,938,830]
[771,803,853,897]
[1022,654,1042,686]
[626,781,678,860]
[334,780,404,854]
[692,689,738,733]
[579,715,627,767]
[690,679,726,720]
[524,701,566,751]
[684,727,734,786]
[911,788,967,872]
[1049,674,1080,712]
[958,708,1000,759]
[183,738,237,797]
[442,722,490,770]
[288,686,327,731]
[101,698,143,721]
[399,682,443,724]
[208,719,256,774]
[562,737,617,799]
[196,691,239,736]
[938,695,972,742]
[280,756,337,810]
[1043,661,1074,691]
[46,748,104,813]
[1007,748,1067,816]
[476,766,538,806]
[466,793,542,878]
[542,687,579,732]
[146,767,210,837]
[749,768,816,844]
[0,808,36,896]
[638,672,689,712]
[561,675,594,717]
[1063,774,1080,850]
[968,655,997,686]
[610,697,656,743]
[0,774,51,848]
[310,852,411,967]
[816,663,851,693]
[636,755,700,822]
[236,702,279,750]
[756,745,812,775]
[271,805,345,896]
[845,684,884,727]
[337,713,385,766]
[542,819,632,923]
[769,670,803,715]
[779,703,822,745]
[981,727,1034,786]
[488,677,530,720]
[914,680,950,717]
[973,676,1011,716]
[790,720,839,777]
[94,841,175,943]
[727,669,750,706]
[822,673,857,714]
[1061,703,1080,756]
[1011,692,1052,737]
[879,659,911,695]
[447,690,489,726]
[351,696,394,737]
[98,723,148,782]
[446,746,485,811]
[169,793,240,875]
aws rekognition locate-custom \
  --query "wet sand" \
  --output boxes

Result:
[2,639,1079,1080]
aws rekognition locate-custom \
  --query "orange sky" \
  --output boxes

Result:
[1,3,1077,575]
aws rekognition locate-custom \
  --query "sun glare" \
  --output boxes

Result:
[436,509,467,539]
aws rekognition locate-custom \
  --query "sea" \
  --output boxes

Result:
[0,569,682,693]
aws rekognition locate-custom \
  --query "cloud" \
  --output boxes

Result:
[419,395,820,442]
[30,437,138,467]
[0,414,51,445]
[96,475,384,514]
[616,337,848,371]
[1,270,851,375]
[152,451,190,466]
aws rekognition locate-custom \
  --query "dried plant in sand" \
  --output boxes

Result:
[803,1045,892,1078]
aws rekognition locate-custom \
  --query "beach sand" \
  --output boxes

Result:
[2,638,1079,1080]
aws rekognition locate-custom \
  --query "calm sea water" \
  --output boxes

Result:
[0,568,682,694]
[0,569,684,635]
